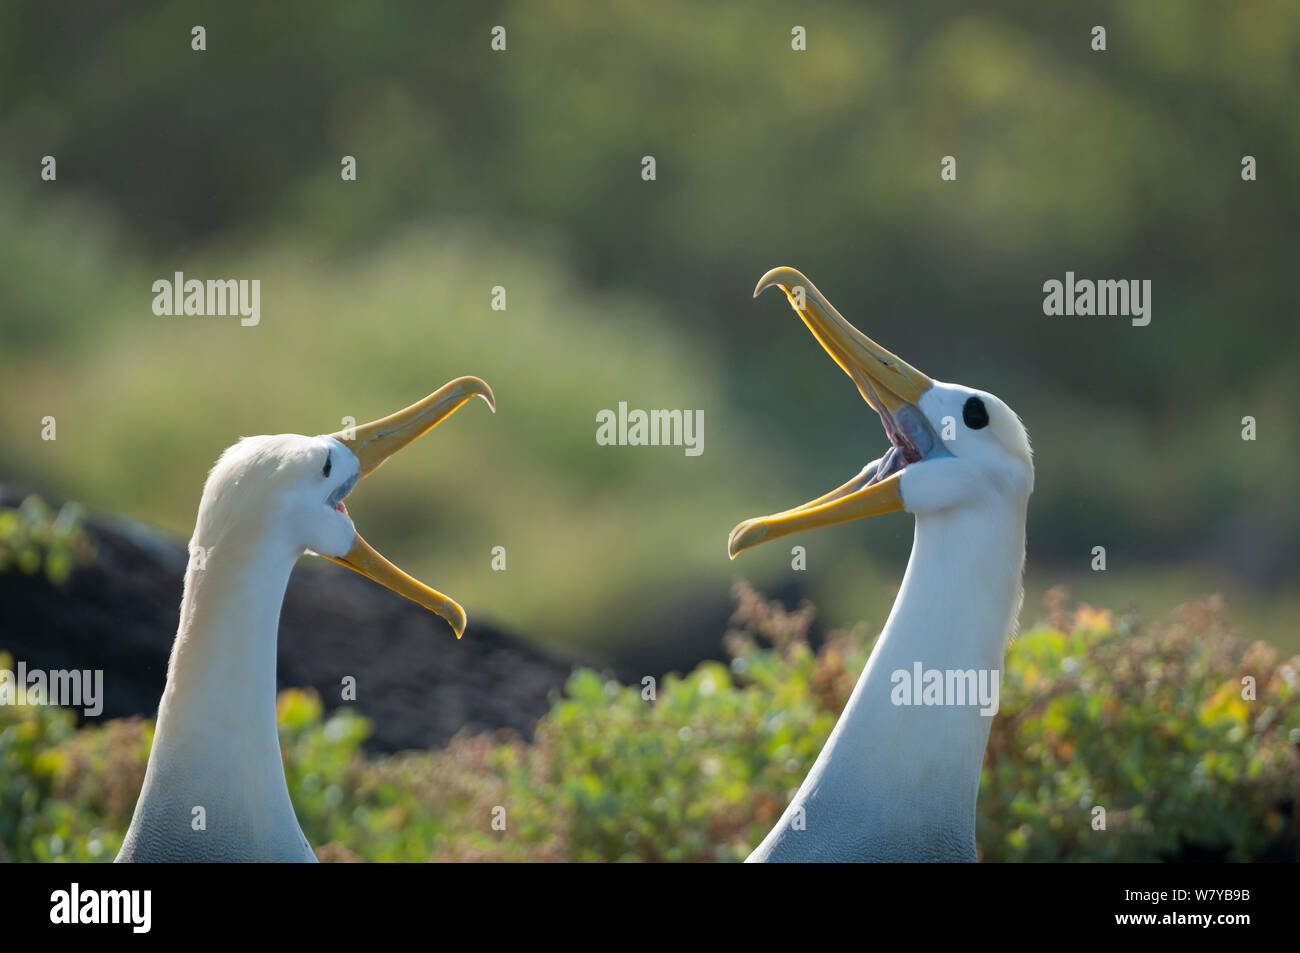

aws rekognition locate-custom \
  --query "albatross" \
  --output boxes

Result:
[116,377,495,862]
[729,268,1033,862]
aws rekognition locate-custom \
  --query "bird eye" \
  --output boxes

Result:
[322,452,332,478]
[962,396,989,430]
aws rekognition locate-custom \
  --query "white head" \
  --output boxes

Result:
[191,377,495,637]
[900,383,1033,516]
[197,434,360,562]
[728,268,1033,557]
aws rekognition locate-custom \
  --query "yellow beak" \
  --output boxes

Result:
[322,376,495,638]
[728,268,932,560]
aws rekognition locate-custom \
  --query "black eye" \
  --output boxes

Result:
[322,451,332,478]
[962,396,989,430]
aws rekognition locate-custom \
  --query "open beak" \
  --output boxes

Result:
[728,267,933,560]
[322,376,495,638]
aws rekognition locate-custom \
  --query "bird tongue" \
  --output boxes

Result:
[870,444,908,486]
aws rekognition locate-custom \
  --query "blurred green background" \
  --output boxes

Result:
[1,0,1297,671]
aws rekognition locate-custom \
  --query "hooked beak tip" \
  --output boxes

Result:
[472,385,497,415]
[753,266,809,300]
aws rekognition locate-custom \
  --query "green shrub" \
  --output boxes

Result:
[1,585,1296,862]
[980,590,1300,861]
[428,584,870,862]
[0,650,147,861]
[0,496,94,585]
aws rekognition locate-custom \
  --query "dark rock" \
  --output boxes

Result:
[0,485,578,752]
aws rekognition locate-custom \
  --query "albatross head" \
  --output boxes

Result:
[195,376,495,637]
[728,267,1031,558]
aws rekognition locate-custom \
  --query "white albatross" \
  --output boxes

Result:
[729,268,1033,862]
[116,377,495,862]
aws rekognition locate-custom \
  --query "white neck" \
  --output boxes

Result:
[748,498,1027,862]
[117,529,316,862]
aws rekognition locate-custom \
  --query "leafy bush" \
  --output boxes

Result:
[0,496,94,586]
[0,650,148,861]
[1,586,1296,862]
[428,586,871,862]
[980,589,1300,861]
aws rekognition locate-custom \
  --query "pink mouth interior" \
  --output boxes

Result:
[858,378,922,465]
[859,380,925,488]
[334,501,349,515]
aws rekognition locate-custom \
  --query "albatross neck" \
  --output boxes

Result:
[118,526,317,861]
[749,499,1027,862]
[137,526,305,848]
[158,536,296,746]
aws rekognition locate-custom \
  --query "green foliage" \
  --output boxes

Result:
[1,588,1296,862]
[450,602,861,862]
[980,590,1300,861]
[276,688,484,863]
[0,496,94,586]
[0,652,147,861]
